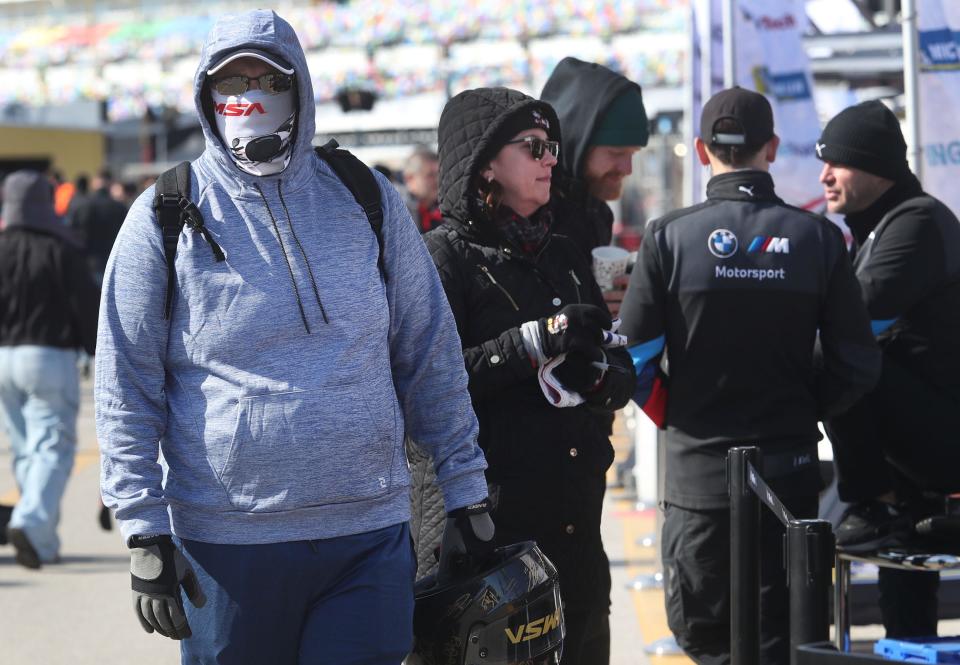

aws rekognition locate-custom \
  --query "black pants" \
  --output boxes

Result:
[561,609,609,665]
[826,355,960,503]
[826,356,957,638]
[661,494,818,665]
[879,567,940,638]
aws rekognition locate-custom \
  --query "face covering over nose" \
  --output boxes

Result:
[211,87,296,176]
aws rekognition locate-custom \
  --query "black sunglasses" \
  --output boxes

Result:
[210,73,294,96]
[504,136,560,161]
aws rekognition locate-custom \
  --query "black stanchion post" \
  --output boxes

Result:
[729,446,760,665]
[787,519,834,665]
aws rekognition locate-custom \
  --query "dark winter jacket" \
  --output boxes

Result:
[68,188,127,279]
[541,57,645,253]
[620,170,881,509]
[416,86,636,609]
[843,174,960,392]
[0,171,98,354]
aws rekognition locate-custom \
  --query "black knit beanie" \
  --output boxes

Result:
[816,100,911,181]
[485,102,559,163]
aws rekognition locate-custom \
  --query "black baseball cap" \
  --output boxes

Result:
[700,87,774,148]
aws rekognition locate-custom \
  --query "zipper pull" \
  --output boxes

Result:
[480,265,498,284]
[478,264,520,311]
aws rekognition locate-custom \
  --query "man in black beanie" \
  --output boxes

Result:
[541,57,649,315]
[817,99,960,638]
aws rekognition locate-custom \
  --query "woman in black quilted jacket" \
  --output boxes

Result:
[418,87,636,665]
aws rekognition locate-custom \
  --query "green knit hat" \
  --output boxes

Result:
[589,87,649,147]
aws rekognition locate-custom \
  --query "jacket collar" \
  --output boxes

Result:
[844,174,924,245]
[706,170,781,204]
[445,214,552,263]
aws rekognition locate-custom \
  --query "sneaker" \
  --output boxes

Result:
[835,500,914,553]
[6,526,42,570]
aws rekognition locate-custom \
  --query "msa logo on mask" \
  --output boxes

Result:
[211,87,297,175]
[215,102,266,116]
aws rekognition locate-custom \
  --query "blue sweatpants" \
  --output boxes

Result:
[178,523,415,665]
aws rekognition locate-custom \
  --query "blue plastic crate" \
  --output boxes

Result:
[874,637,960,663]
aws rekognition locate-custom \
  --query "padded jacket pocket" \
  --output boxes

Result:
[218,384,395,512]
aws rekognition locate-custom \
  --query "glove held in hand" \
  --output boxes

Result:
[520,304,612,366]
[438,498,496,584]
[129,534,204,640]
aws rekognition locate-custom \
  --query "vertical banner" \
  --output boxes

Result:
[917,1,960,216]
[690,0,824,209]
[690,0,724,203]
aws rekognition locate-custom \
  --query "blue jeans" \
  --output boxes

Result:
[178,523,415,665]
[0,346,79,562]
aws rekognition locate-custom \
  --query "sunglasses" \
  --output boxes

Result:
[504,136,560,161]
[210,73,294,96]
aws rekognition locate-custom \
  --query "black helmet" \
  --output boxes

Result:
[409,541,564,665]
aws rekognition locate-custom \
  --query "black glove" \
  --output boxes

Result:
[437,498,496,584]
[129,535,205,640]
[554,347,606,393]
[524,304,612,362]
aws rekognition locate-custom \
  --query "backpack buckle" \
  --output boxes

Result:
[154,193,181,210]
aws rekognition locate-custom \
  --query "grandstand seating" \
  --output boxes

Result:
[0,0,686,121]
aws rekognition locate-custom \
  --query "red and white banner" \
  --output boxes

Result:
[690,0,824,210]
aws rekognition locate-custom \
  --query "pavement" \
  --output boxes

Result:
[0,377,689,665]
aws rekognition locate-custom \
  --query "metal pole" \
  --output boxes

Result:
[902,0,923,181]
[684,2,697,208]
[722,0,736,87]
[833,553,851,652]
[787,520,834,665]
[728,446,760,665]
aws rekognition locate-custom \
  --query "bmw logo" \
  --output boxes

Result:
[708,229,738,258]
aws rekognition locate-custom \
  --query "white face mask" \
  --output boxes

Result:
[211,88,296,176]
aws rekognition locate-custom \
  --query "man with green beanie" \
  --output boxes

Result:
[817,99,960,638]
[541,58,649,315]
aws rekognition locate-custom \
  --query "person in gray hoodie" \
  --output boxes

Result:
[96,10,491,663]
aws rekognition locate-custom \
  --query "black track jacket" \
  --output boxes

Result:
[619,170,880,508]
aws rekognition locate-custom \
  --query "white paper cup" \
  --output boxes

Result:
[591,246,630,291]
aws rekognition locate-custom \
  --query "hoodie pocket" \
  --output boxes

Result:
[218,384,395,512]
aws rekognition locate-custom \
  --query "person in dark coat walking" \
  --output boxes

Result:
[0,170,99,568]
[67,168,127,285]
[419,87,636,665]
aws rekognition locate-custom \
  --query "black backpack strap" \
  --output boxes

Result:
[315,140,387,282]
[152,161,225,320]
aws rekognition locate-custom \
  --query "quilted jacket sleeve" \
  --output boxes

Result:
[405,436,444,581]
[426,231,538,400]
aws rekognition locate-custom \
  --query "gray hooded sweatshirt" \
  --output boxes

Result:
[95,10,488,544]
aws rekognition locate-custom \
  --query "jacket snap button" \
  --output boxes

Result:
[552,297,562,306]
[565,524,575,534]
[569,448,578,457]
[490,354,501,364]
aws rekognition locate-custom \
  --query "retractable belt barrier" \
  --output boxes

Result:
[746,460,796,526]
[728,447,834,665]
